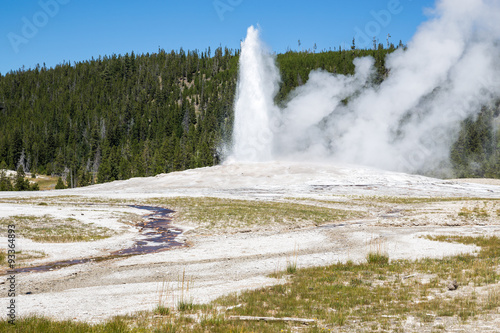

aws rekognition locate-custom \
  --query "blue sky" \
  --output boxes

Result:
[1,0,435,74]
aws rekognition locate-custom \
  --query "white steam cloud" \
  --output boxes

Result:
[230,0,500,174]
[231,26,280,162]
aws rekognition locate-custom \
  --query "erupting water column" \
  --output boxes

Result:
[231,26,280,162]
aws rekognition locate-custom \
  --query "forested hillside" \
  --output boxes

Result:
[0,47,238,187]
[451,104,500,178]
[0,46,498,188]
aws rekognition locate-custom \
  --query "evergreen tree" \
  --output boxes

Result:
[0,170,13,191]
[0,46,497,185]
[55,177,66,190]
[14,165,29,191]
[451,107,496,178]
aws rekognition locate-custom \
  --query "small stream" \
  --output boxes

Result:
[111,205,184,255]
[4,205,184,274]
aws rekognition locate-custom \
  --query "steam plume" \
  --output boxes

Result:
[231,0,500,174]
[231,26,280,162]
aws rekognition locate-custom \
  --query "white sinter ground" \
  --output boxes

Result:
[0,161,499,323]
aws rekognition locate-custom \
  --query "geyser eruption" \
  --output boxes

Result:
[231,0,500,174]
[231,26,280,162]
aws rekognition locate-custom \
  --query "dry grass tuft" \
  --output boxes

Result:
[0,215,115,243]
[2,235,500,332]
[149,197,366,231]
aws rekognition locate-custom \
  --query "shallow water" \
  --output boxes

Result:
[111,205,184,255]
[3,205,184,274]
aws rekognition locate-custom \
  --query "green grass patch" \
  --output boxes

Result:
[211,236,500,330]
[4,235,499,332]
[0,215,115,243]
[0,194,366,232]
[149,197,366,230]
[355,196,500,205]
[177,300,194,312]
[286,261,297,274]
[0,250,48,268]
[367,252,390,265]
[0,315,130,333]
[458,206,490,218]
[0,195,128,206]
[0,250,6,266]
[153,305,170,316]
[30,175,59,191]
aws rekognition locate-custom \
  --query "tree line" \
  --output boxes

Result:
[0,46,498,188]
[0,164,39,191]
[0,47,237,187]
